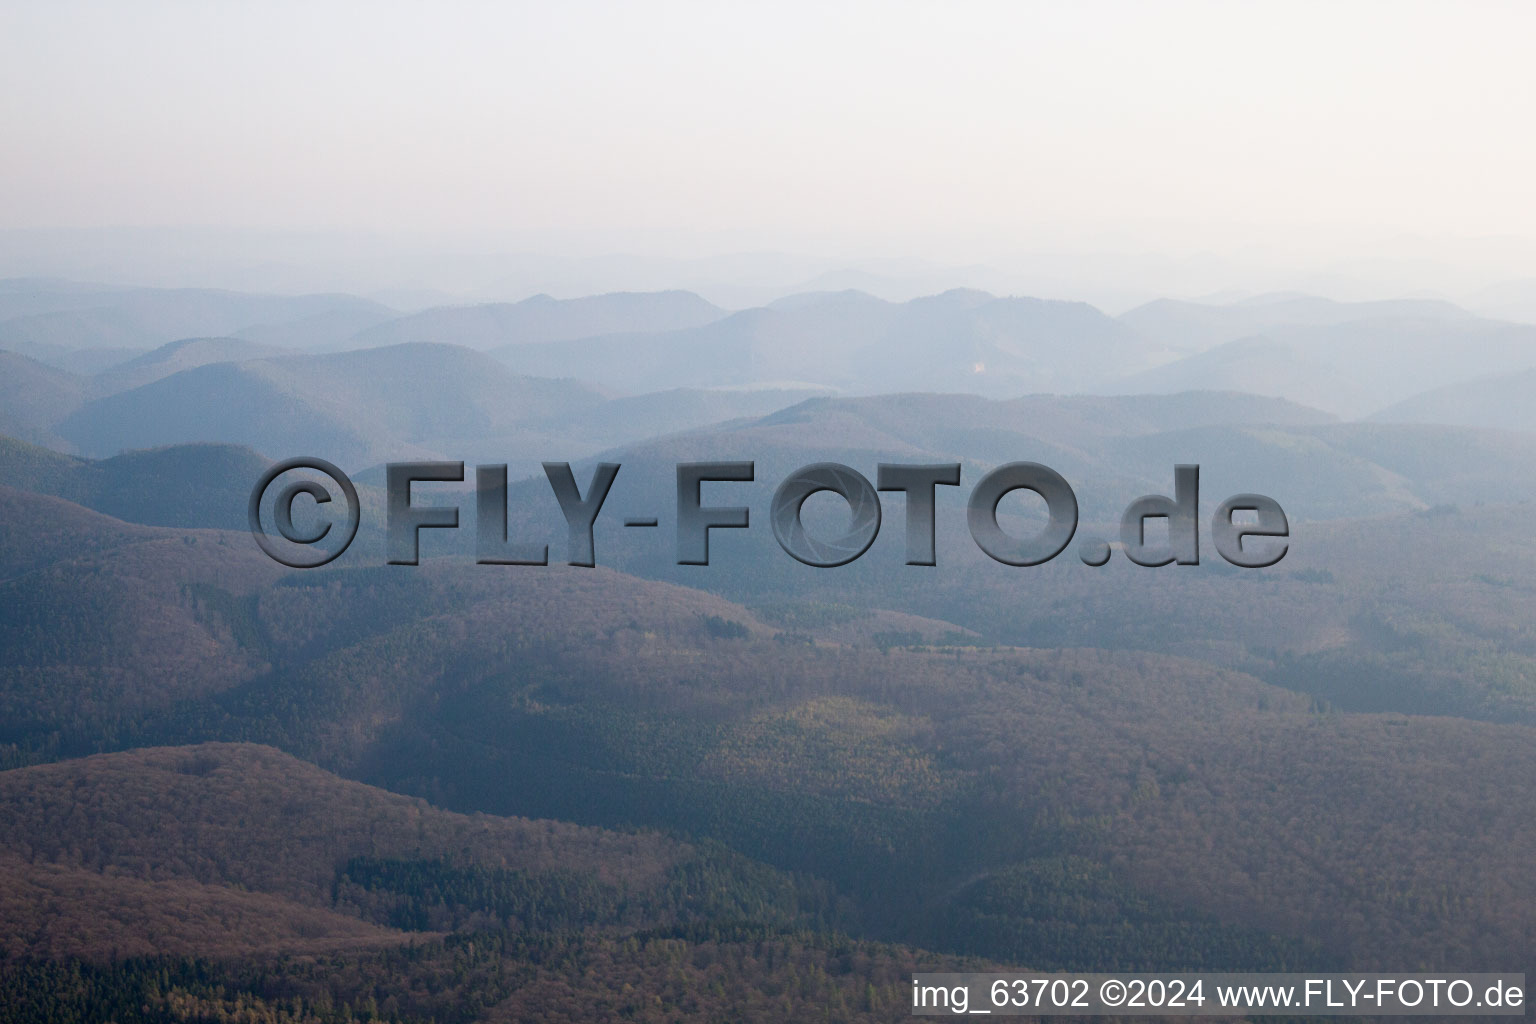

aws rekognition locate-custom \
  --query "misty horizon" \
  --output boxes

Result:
[6,2,1536,309]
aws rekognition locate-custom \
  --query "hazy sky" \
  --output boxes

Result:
[3,2,1536,294]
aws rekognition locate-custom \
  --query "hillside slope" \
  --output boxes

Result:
[1370,367,1536,432]
[0,742,686,958]
[349,290,726,350]
[55,343,607,466]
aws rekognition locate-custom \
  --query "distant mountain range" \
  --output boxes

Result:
[4,279,1534,427]
[501,390,1536,554]
[9,275,1536,1004]
[57,343,606,467]
[490,289,1151,397]
[1122,313,1536,418]
[0,282,394,366]
[4,280,1536,482]
[4,347,829,471]
[1118,293,1473,353]
[347,289,726,350]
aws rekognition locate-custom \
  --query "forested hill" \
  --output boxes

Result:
[2,483,1536,979]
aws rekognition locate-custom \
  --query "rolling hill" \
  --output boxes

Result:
[11,281,1536,1012]
[0,742,688,958]
[0,277,139,322]
[347,290,726,351]
[0,335,309,453]
[0,286,394,360]
[1117,293,1473,354]
[0,436,270,530]
[3,485,1536,972]
[0,350,86,447]
[92,336,293,394]
[1122,315,1536,417]
[1370,367,1536,433]
[39,349,837,475]
[523,385,836,447]
[498,388,1533,553]
[54,343,608,467]
[491,289,1151,397]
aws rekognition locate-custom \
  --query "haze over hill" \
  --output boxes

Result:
[12,3,1536,1016]
[1121,311,1536,416]
[0,337,300,447]
[0,282,395,367]
[8,280,1536,431]
[0,349,83,447]
[491,289,1152,397]
[1117,293,1474,353]
[494,390,1536,557]
[347,290,727,351]
[7,276,1536,1016]
[55,343,607,467]
[21,347,830,472]
[94,336,293,393]
[1371,366,1536,433]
